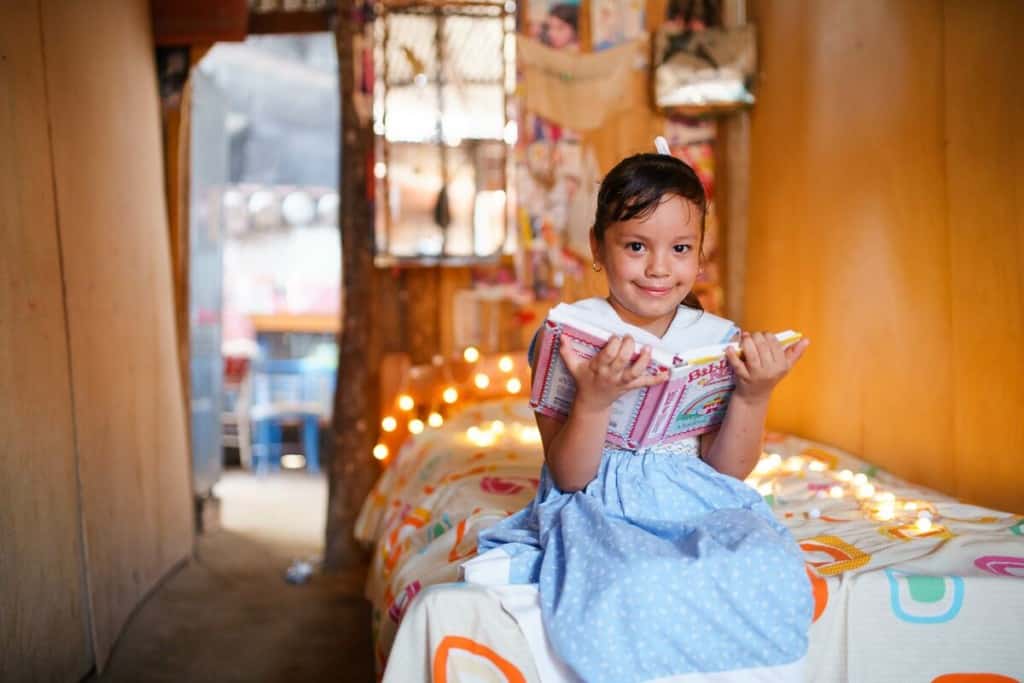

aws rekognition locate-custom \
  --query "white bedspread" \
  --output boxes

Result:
[356,398,1024,682]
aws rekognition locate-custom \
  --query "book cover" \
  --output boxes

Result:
[530,306,800,449]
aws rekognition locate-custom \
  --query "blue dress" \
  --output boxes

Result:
[472,300,813,683]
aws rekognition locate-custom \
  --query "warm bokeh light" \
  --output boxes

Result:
[408,419,425,434]
[442,387,458,404]
[489,420,505,435]
[517,425,541,444]
[398,394,415,411]
[474,373,491,389]
[428,412,443,428]
[506,377,522,394]
[856,483,876,499]
[829,485,845,498]
[837,469,853,482]
[463,346,481,363]
[381,416,397,432]
[783,456,805,472]
[372,444,389,460]
[498,356,514,373]
[466,425,496,447]
[915,517,933,532]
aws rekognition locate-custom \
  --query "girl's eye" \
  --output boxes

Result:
[674,244,692,253]
[626,242,645,252]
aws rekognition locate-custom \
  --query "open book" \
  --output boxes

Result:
[530,303,801,450]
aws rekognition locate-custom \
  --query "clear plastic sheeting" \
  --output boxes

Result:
[199,34,339,187]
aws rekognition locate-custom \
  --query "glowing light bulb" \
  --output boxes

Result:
[915,517,933,532]
[498,356,514,373]
[808,461,828,472]
[904,502,918,511]
[474,373,491,389]
[442,387,458,404]
[852,473,868,486]
[408,419,424,434]
[427,412,443,428]
[783,456,805,472]
[506,377,522,394]
[518,426,541,444]
[838,469,853,482]
[829,485,845,499]
[856,483,876,499]
[874,491,896,503]
[466,425,495,447]
[490,420,505,435]
[372,444,389,460]
[463,346,480,363]
[875,508,895,522]
[398,395,415,411]
[381,416,397,432]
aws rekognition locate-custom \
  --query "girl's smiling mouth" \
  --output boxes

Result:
[634,283,674,296]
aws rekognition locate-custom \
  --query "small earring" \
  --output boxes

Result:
[592,262,602,272]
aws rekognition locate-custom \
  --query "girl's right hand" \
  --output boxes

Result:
[559,335,669,411]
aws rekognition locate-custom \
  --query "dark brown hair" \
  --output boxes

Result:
[593,152,707,310]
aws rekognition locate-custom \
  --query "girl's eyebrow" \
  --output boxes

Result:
[619,231,699,241]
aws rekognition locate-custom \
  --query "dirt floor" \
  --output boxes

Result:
[88,470,375,683]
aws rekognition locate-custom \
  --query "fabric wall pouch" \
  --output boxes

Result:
[654,24,757,116]
[518,36,644,131]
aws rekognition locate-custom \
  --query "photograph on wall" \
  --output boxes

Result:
[525,0,581,52]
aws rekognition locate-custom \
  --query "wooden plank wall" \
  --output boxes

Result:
[744,0,1023,513]
[1,0,194,675]
[40,0,194,667]
[0,3,93,680]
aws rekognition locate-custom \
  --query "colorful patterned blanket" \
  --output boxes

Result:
[355,397,1024,682]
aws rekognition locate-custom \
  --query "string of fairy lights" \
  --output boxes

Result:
[373,346,530,462]
[746,453,943,534]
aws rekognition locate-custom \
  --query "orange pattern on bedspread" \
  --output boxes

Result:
[433,635,527,683]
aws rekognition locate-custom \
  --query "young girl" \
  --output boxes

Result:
[468,153,813,682]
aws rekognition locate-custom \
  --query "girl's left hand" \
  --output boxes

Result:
[725,331,810,403]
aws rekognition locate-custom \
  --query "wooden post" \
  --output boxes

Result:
[325,0,381,571]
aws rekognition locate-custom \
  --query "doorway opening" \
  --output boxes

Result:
[187,32,340,558]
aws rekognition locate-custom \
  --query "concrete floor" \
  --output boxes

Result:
[90,470,375,683]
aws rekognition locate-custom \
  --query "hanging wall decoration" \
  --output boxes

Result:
[653,0,755,116]
[517,36,643,132]
[664,116,724,314]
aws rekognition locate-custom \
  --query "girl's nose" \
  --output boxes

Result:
[646,252,670,278]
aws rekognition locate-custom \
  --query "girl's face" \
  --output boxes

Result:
[591,194,702,337]
[543,15,577,49]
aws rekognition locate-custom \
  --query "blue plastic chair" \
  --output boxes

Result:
[248,358,336,474]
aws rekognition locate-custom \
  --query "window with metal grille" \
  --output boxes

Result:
[373,1,516,263]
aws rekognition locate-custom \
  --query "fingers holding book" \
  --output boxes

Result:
[726,331,811,401]
[559,334,669,410]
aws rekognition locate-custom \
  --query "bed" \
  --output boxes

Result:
[356,378,1024,682]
